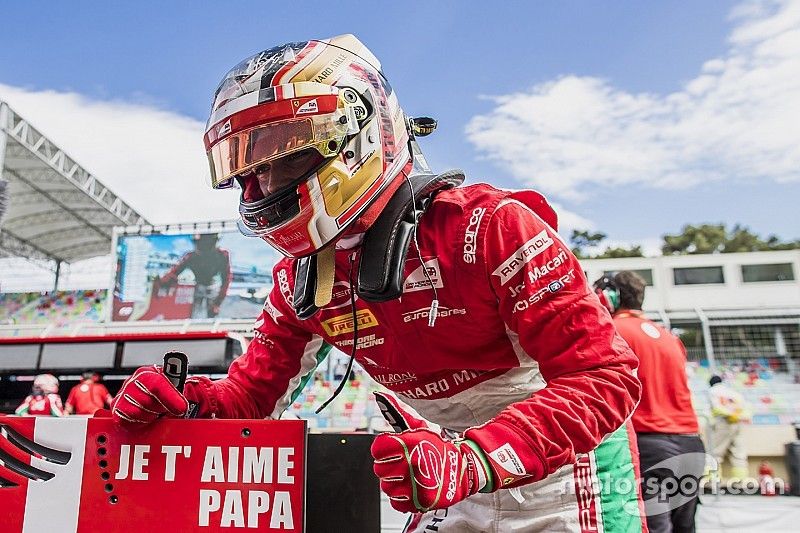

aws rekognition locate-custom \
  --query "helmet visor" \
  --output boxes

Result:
[208,109,351,189]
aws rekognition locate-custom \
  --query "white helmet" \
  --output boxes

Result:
[204,34,413,258]
[33,374,59,394]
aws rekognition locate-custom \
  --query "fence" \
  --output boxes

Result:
[655,310,800,425]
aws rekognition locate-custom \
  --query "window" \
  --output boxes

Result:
[603,269,654,286]
[673,266,725,285]
[741,263,795,283]
[40,342,116,369]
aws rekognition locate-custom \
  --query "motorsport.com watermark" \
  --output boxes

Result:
[560,453,788,517]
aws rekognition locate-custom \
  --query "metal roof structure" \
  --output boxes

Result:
[0,101,151,265]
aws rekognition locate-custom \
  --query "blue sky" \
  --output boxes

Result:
[1,0,798,257]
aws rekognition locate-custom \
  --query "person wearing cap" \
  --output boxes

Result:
[158,233,231,318]
[65,371,113,415]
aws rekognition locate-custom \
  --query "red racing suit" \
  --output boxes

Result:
[15,393,64,417]
[187,183,646,531]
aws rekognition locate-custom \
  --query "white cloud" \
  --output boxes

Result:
[0,84,239,224]
[547,200,594,237]
[466,0,800,201]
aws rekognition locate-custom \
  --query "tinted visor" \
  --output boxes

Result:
[208,110,351,189]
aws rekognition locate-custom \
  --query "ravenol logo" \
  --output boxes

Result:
[321,309,379,336]
[492,231,554,285]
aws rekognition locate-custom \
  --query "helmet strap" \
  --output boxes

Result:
[290,169,464,319]
[313,247,336,308]
[357,169,464,302]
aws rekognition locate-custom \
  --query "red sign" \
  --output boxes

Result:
[114,280,195,321]
[0,415,306,532]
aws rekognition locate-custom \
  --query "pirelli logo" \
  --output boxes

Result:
[321,309,379,336]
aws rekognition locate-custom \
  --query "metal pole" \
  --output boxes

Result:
[775,325,796,376]
[0,102,9,170]
[695,307,716,373]
[53,260,61,292]
[658,308,671,330]
[0,102,9,220]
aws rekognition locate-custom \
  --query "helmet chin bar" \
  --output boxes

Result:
[236,156,330,233]
[239,184,301,231]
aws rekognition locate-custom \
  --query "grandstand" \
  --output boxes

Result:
[0,102,255,412]
[0,101,148,277]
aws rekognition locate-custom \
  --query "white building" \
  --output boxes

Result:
[582,250,800,374]
[583,249,800,314]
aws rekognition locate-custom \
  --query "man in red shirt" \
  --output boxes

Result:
[596,271,705,533]
[65,372,113,415]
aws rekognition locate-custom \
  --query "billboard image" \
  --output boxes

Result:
[112,230,280,321]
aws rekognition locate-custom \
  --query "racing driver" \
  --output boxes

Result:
[113,35,647,532]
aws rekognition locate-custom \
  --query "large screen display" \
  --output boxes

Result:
[112,230,280,321]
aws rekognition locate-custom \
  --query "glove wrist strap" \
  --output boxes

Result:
[462,439,494,493]
[464,421,545,491]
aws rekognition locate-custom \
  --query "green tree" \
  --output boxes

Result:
[569,230,606,259]
[570,230,644,258]
[594,245,644,259]
[662,224,728,255]
[662,223,799,255]
[723,224,768,253]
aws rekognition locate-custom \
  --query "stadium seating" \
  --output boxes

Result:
[0,290,107,326]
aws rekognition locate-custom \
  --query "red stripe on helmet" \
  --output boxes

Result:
[335,172,388,227]
[272,41,319,85]
[203,94,339,149]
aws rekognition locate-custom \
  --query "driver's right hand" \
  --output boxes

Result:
[111,365,189,427]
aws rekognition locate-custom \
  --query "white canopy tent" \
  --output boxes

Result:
[0,101,150,287]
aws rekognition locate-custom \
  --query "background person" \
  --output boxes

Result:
[15,374,64,417]
[708,374,751,480]
[158,233,231,318]
[595,271,705,533]
[65,371,113,415]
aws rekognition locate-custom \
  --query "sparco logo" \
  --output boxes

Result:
[410,440,443,489]
[446,449,459,501]
[277,269,293,305]
[462,208,486,264]
[492,231,554,285]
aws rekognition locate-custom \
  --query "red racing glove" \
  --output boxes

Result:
[371,392,546,511]
[371,428,490,513]
[111,365,198,427]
